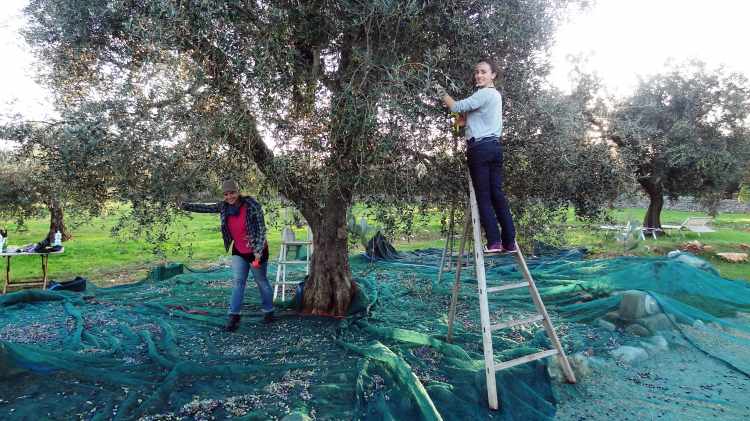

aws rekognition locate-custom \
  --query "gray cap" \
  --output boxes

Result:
[221,179,240,193]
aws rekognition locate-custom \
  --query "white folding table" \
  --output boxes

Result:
[1,247,65,294]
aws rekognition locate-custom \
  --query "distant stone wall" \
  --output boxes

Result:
[614,195,750,213]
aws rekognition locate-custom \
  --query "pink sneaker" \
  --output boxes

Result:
[501,243,517,254]
[486,243,503,253]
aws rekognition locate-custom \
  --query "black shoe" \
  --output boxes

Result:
[262,312,275,324]
[224,314,241,332]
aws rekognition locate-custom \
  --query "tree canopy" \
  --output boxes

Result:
[0,150,72,241]
[608,61,750,228]
[0,156,42,228]
[14,0,623,315]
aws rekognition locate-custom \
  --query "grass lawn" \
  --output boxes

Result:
[1,206,748,287]
[0,211,307,286]
[566,208,750,280]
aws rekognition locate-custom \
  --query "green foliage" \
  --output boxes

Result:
[505,75,627,223]
[609,61,750,214]
[739,172,750,203]
[346,211,379,250]
[15,0,616,223]
[512,202,569,250]
[0,159,43,228]
[740,184,750,203]
[10,0,630,308]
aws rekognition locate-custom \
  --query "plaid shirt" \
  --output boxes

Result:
[182,196,266,253]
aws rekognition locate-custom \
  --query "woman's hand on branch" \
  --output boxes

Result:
[433,83,448,99]
[433,83,456,109]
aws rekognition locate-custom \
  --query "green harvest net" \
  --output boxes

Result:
[1,245,750,420]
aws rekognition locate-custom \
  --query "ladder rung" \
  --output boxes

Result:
[283,241,312,245]
[494,349,558,372]
[483,249,518,256]
[486,282,528,293]
[277,260,309,264]
[490,314,544,331]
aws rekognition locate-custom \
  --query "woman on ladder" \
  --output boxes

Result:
[435,58,516,253]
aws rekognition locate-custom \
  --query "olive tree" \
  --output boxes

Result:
[17,0,621,316]
[608,62,750,229]
[0,149,73,241]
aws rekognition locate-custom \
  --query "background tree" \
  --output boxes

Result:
[0,151,71,242]
[0,156,40,230]
[607,61,750,231]
[18,0,621,316]
[737,167,750,203]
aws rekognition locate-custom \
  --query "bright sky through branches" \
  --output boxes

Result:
[2,0,750,121]
[0,0,53,122]
[549,0,750,95]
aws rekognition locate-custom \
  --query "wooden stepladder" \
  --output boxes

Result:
[273,226,313,301]
[448,175,576,410]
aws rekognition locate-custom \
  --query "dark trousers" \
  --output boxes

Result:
[466,138,516,247]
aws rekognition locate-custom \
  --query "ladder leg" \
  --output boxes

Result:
[447,206,457,270]
[447,210,472,343]
[307,226,313,275]
[437,214,453,285]
[305,244,311,275]
[468,179,499,410]
[274,244,286,301]
[513,243,577,384]
[468,204,477,275]
[273,258,279,301]
[281,245,288,301]
[3,256,10,295]
[42,255,49,290]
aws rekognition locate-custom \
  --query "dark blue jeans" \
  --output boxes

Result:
[466,138,516,247]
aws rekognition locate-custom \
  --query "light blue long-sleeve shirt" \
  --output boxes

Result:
[449,87,502,140]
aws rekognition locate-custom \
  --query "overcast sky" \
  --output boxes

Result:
[0,0,53,122]
[2,0,750,122]
[549,0,750,96]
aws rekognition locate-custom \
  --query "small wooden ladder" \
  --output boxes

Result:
[448,175,576,410]
[273,226,313,301]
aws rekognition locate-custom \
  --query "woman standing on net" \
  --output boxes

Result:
[436,59,516,253]
[180,179,274,331]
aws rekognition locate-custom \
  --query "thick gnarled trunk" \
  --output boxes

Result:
[48,199,71,242]
[301,201,353,317]
[639,177,664,233]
